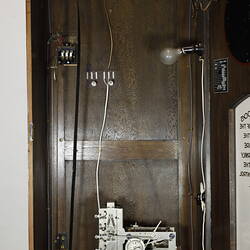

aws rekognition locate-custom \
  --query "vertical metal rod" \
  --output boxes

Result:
[69,2,81,249]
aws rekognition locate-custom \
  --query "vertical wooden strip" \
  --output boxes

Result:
[177,0,192,248]
[50,61,59,246]
[26,0,34,250]
[229,109,236,250]
[57,67,66,233]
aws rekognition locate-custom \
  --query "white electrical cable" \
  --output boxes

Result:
[104,0,114,69]
[200,57,206,191]
[95,0,114,211]
[202,205,206,250]
[199,0,214,11]
[200,57,206,250]
[95,83,110,211]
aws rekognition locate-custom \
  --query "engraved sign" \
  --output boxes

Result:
[213,58,229,93]
[235,96,250,249]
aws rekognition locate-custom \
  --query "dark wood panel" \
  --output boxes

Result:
[176,1,200,249]
[31,0,49,249]
[64,140,178,160]
[63,0,178,141]
[65,160,179,250]
[210,0,250,249]
[51,0,77,34]
[48,0,204,250]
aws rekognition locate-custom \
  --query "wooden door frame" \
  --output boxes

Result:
[26,0,34,250]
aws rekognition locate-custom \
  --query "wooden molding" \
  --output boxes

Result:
[26,0,34,250]
[64,140,178,161]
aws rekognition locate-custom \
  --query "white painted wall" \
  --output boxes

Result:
[0,1,28,250]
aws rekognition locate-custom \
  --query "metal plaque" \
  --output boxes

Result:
[213,58,229,93]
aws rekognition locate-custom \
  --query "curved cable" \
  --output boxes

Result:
[200,57,206,250]
[68,2,81,250]
[104,0,114,69]
[200,57,206,191]
[201,206,206,250]
[191,0,216,14]
[202,205,206,250]
[199,0,214,11]
[95,83,110,210]
[95,0,114,211]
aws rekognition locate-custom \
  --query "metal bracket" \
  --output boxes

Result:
[54,233,68,249]
[57,43,78,65]
[28,122,34,142]
[86,71,116,87]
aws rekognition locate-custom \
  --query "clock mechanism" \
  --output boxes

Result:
[95,202,177,250]
[125,238,145,250]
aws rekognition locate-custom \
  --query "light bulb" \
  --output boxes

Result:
[160,48,183,65]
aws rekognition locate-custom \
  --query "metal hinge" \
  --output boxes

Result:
[54,233,68,249]
[28,122,34,142]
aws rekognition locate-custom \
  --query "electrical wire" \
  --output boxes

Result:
[199,0,214,11]
[191,0,216,14]
[95,84,110,210]
[202,205,206,250]
[200,57,206,250]
[200,57,206,191]
[68,2,81,250]
[188,2,208,248]
[95,0,114,211]
[104,0,114,69]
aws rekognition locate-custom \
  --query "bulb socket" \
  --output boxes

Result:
[182,43,204,56]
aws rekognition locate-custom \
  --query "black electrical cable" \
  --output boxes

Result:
[69,2,81,250]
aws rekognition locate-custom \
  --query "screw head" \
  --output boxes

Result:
[169,233,175,240]
[108,80,114,86]
[91,81,97,87]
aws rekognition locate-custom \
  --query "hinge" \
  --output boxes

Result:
[28,122,34,142]
[54,233,68,249]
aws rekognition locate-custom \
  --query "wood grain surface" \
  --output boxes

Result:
[210,1,250,249]
[64,140,178,160]
[30,0,50,250]
[47,0,203,249]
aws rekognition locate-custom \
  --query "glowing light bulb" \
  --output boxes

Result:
[160,48,183,65]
